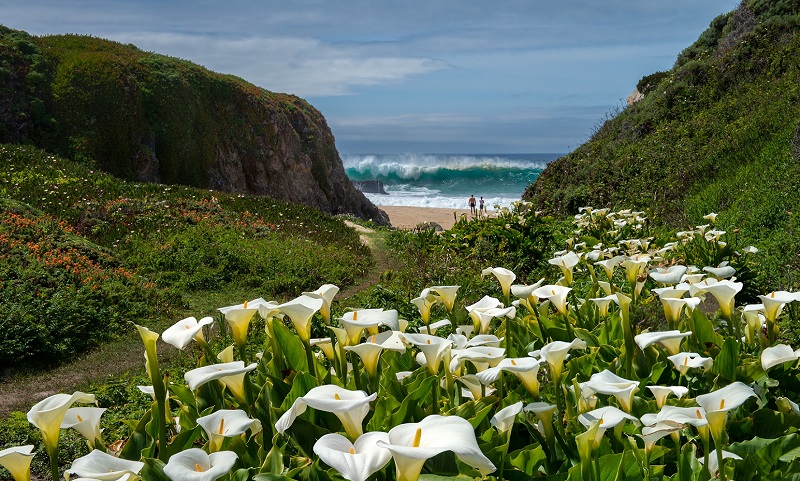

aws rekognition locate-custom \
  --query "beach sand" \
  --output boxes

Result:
[380,206,486,230]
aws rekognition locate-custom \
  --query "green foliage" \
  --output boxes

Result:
[524,2,800,295]
[0,144,371,368]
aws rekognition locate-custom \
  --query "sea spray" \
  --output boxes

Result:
[343,153,560,209]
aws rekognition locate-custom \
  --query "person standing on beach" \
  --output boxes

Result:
[479,196,485,218]
[469,195,477,216]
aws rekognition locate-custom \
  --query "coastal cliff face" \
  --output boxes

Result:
[0,27,388,224]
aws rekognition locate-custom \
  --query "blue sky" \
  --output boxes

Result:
[1,1,734,154]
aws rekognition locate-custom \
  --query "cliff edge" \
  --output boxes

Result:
[0,26,388,224]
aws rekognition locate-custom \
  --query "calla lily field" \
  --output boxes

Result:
[7,204,800,481]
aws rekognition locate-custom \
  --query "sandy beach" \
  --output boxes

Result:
[380,205,488,230]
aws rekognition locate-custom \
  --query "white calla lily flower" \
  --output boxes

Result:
[400,333,453,375]
[162,316,214,350]
[278,295,324,343]
[313,432,392,481]
[196,409,262,451]
[539,338,587,383]
[761,343,800,370]
[532,285,572,315]
[476,357,541,397]
[429,286,460,312]
[696,382,756,443]
[61,407,106,445]
[634,330,692,356]
[646,385,689,408]
[275,385,376,440]
[163,448,237,481]
[0,445,35,481]
[218,298,268,346]
[302,284,339,324]
[481,267,517,301]
[490,401,524,433]
[582,370,639,413]
[27,391,96,460]
[67,449,144,481]
[377,415,496,481]
[667,352,713,375]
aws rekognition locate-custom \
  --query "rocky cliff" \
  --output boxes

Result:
[0,27,388,224]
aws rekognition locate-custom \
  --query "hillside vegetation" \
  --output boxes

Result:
[0,144,372,368]
[524,0,800,289]
[0,25,386,222]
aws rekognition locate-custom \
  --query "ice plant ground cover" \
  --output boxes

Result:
[8,206,800,481]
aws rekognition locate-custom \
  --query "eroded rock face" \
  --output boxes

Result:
[203,100,389,225]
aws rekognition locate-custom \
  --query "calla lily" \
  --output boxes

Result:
[162,316,214,350]
[640,405,708,429]
[476,357,541,397]
[578,406,640,443]
[634,330,692,355]
[691,279,743,320]
[61,407,105,445]
[184,361,258,394]
[548,251,580,285]
[278,295,324,343]
[699,450,742,478]
[511,278,546,308]
[455,324,475,337]
[303,284,339,324]
[758,291,797,342]
[376,415,496,481]
[411,289,437,326]
[524,402,557,440]
[696,381,756,443]
[646,385,689,408]
[163,448,237,481]
[481,267,516,301]
[418,319,451,335]
[449,346,505,373]
[761,343,800,370]
[400,333,453,375]
[456,374,495,400]
[595,255,625,281]
[196,409,262,451]
[649,265,688,286]
[275,385,377,440]
[539,338,587,383]
[429,286,460,312]
[582,370,639,413]
[589,295,617,318]
[345,331,407,378]
[491,401,524,433]
[313,432,392,481]
[27,391,96,464]
[218,298,268,347]
[0,446,35,481]
[703,264,736,279]
[667,352,713,375]
[466,295,504,312]
[661,297,701,327]
[532,285,572,315]
[66,449,144,481]
[310,337,335,361]
[467,305,516,334]
[622,255,650,287]
[466,334,504,347]
[641,421,685,455]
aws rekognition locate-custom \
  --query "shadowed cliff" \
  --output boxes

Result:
[0,26,388,224]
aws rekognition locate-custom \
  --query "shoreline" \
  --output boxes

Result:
[379,205,490,230]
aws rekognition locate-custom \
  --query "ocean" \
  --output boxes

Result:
[343,153,561,209]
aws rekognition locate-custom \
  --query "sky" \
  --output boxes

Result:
[1,1,735,154]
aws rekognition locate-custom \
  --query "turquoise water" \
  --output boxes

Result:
[343,153,560,209]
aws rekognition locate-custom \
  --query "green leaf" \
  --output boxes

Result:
[164,425,201,458]
[444,397,497,429]
[119,409,153,461]
[509,445,547,475]
[712,337,739,381]
[273,320,308,372]
[141,458,171,481]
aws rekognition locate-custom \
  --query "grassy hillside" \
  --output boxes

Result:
[0,26,387,221]
[0,144,372,368]
[524,0,800,289]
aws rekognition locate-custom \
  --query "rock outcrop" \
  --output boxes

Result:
[352,180,389,194]
[0,27,389,225]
